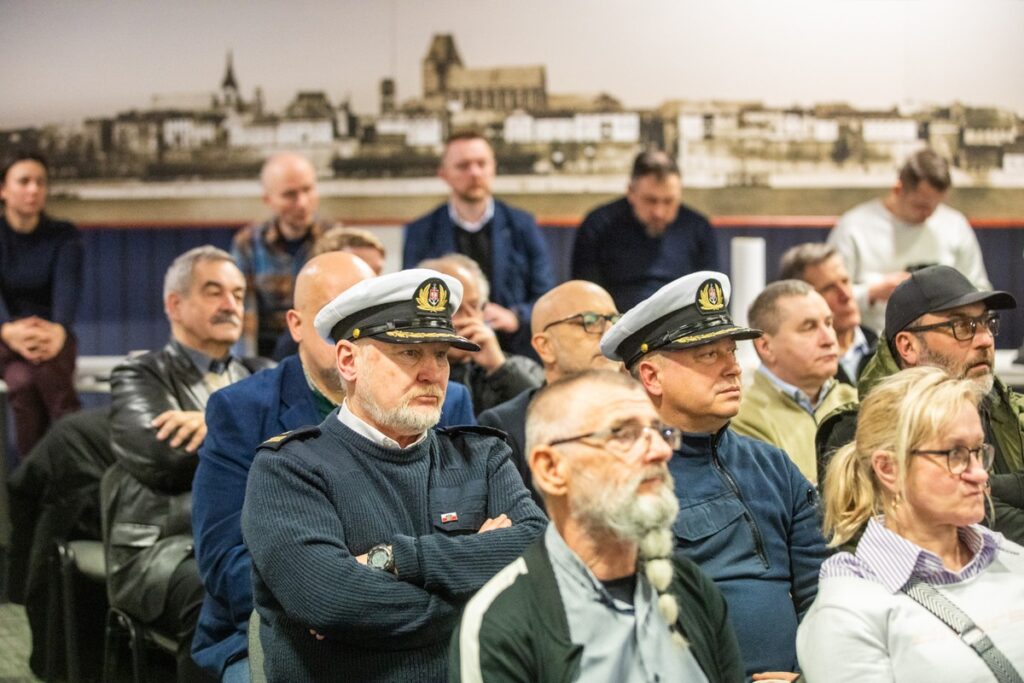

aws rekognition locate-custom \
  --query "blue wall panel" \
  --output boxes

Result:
[75,224,1024,356]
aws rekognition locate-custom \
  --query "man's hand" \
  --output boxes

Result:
[483,302,519,334]
[867,272,911,305]
[752,672,799,682]
[456,319,506,373]
[151,410,207,452]
[309,628,326,641]
[477,514,511,533]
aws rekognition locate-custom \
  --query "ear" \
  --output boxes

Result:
[753,335,772,364]
[261,190,272,209]
[871,449,900,494]
[164,292,181,323]
[636,357,663,397]
[529,445,569,500]
[336,340,359,382]
[285,309,302,344]
[531,331,557,365]
[892,331,920,367]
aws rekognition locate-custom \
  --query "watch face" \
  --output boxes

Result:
[368,545,392,570]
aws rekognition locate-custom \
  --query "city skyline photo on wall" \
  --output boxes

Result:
[3,0,1023,220]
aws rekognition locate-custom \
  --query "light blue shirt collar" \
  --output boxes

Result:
[758,364,835,415]
[447,197,494,233]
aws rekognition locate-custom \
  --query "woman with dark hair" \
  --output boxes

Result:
[797,366,1024,681]
[0,151,83,458]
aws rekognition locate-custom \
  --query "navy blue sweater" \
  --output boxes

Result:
[240,414,547,682]
[669,427,828,678]
[0,214,82,327]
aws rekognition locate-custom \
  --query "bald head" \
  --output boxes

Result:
[531,280,621,382]
[261,152,319,239]
[288,251,375,402]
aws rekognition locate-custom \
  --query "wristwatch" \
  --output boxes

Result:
[367,544,396,575]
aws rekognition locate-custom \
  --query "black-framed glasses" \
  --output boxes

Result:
[543,311,622,334]
[904,313,1000,342]
[548,421,682,460]
[911,444,995,475]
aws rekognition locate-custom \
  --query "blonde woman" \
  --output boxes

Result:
[797,366,1024,682]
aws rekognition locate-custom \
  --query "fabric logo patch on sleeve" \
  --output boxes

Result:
[440,512,459,524]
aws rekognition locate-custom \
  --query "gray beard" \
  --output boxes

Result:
[570,466,680,545]
[356,394,441,437]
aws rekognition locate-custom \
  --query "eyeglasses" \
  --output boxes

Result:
[543,311,622,335]
[548,421,682,460]
[904,313,1000,342]
[911,443,995,475]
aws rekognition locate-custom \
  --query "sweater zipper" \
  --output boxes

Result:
[711,439,769,568]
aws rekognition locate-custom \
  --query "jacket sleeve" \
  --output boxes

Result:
[509,215,555,325]
[192,388,261,626]
[696,214,722,273]
[785,461,830,620]
[477,356,543,413]
[449,600,537,683]
[109,357,199,492]
[402,219,429,269]
[389,438,547,600]
[241,448,459,648]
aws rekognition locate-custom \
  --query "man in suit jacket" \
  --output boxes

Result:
[402,131,555,356]
[779,242,878,386]
[478,281,622,503]
[105,246,268,683]
[190,252,472,681]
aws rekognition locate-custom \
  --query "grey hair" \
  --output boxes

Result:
[747,279,815,335]
[778,242,841,281]
[418,253,491,303]
[163,245,236,299]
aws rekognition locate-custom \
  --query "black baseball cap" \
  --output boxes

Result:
[885,265,1016,338]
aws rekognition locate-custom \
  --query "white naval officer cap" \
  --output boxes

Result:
[600,271,762,368]
[314,268,481,351]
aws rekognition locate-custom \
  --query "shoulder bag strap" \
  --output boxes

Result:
[902,577,1023,683]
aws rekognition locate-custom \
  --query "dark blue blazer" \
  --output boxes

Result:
[190,354,475,675]
[402,200,555,325]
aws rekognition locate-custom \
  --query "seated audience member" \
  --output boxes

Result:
[572,149,720,312]
[478,280,621,501]
[311,225,387,274]
[602,271,829,680]
[233,152,330,356]
[779,242,877,384]
[192,253,476,682]
[822,265,1024,544]
[0,151,82,458]
[403,131,554,355]
[732,280,857,483]
[419,254,543,415]
[240,269,547,682]
[798,366,1024,681]
[828,148,991,331]
[451,371,744,683]
[270,225,387,360]
[104,246,268,683]
[7,408,113,678]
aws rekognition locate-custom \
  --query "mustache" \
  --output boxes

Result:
[407,386,445,402]
[210,312,241,325]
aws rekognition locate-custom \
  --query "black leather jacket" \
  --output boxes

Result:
[102,339,270,622]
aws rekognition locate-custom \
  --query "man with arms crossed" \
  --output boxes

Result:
[241,269,546,681]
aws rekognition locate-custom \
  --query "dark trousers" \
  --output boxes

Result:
[152,557,217,683]
[0,335,81,459]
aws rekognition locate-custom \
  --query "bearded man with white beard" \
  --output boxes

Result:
[451,370,744,683]
[240,269,546,683]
